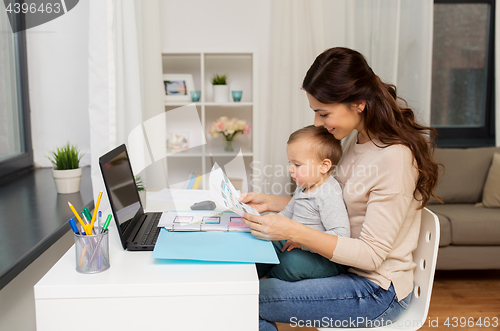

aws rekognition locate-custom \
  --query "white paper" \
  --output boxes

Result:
[209,163,260,216]
[158,210,250,232]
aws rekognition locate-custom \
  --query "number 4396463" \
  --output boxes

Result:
[5,2,62,14]
[444,317,498,328]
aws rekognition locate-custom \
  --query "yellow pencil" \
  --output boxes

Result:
[68,201,88,235]
[90,191,103,231]
[78,244,87,268]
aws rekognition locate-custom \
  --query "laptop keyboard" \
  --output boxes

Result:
[141,213,162,246]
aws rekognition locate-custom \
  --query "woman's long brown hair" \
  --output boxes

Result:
[302,47,441,207]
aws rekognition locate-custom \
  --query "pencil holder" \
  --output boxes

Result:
[74,231,110,274]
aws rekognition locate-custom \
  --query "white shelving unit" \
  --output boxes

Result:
[161,51,258,191]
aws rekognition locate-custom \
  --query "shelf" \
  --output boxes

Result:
[166,152,205,158]
[161,51,257,192]
[165,148,253,158]
[208,152,254,157]
[207,150,253,157]
[164,101,202,107]
[167,152,253,158]
[205,102,253,107]
[164,102,252,107]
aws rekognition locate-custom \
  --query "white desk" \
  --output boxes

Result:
[34,191,259,331]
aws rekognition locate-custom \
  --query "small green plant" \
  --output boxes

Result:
[135,174,145,192]
[47,142,84,170]
[211,74,228,85]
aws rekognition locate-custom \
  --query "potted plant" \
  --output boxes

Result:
[47,142,84,194]
[211,74,229,103]
[135,174,147,209]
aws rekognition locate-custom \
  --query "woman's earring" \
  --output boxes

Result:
[357,108,363,113]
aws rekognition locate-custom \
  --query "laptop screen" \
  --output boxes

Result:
[100,146,141,228]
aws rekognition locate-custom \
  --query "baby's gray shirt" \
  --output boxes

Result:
[279,176,350,251]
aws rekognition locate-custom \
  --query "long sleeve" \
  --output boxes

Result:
[332,192,415,270]
[317,179,350,238]
[278,193,296,219]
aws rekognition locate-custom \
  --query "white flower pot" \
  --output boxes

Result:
[213,85,229,103]
[52,168,83,194]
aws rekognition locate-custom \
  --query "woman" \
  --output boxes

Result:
[241,47,440,331]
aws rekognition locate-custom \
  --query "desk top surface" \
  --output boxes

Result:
[34,191,259,299]
[0,167,93,290]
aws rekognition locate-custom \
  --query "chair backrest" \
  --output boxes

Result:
[317,207,440,331]
[389,207,440,330]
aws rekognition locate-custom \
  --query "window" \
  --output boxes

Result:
[431,0,495,147]
[0,9,32,179]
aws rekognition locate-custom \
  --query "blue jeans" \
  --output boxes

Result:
[257,240,347,281]
[259,272,411,330]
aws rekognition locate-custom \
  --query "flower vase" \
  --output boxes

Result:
[224,139,234,152]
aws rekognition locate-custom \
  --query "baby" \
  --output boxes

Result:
[257,125,350,281]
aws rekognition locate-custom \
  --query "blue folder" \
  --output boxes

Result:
[152,228,279,264]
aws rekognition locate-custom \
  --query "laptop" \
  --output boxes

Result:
[99,144,162,251]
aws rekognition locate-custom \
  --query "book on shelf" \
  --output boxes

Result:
[184,171,202,189]
[184,171,194,189]
[192,175,202,190]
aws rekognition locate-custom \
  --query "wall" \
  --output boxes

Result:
[159,0,273,155]
[160,0,271,55]
[26,0,273,168]
[0,230,73,331]
[1,4,89,330]
[25,0,499,170]
[27,0,90,167]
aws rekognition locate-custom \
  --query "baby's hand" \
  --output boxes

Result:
[282,240,301,252]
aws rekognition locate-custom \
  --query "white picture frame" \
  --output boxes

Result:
[163,74,195,102]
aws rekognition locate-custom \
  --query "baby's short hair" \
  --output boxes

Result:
[287,125,342,172]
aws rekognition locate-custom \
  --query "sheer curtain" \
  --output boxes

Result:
[338,0,434,125]
[257,0,327,196]
[88,0,164,205]
[259,0,433,195]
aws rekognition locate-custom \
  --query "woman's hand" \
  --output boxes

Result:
[244,212,339,260]
[242,212,297,241]
[239,193,291,213]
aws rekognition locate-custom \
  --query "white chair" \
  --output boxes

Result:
[318,207,440,331]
